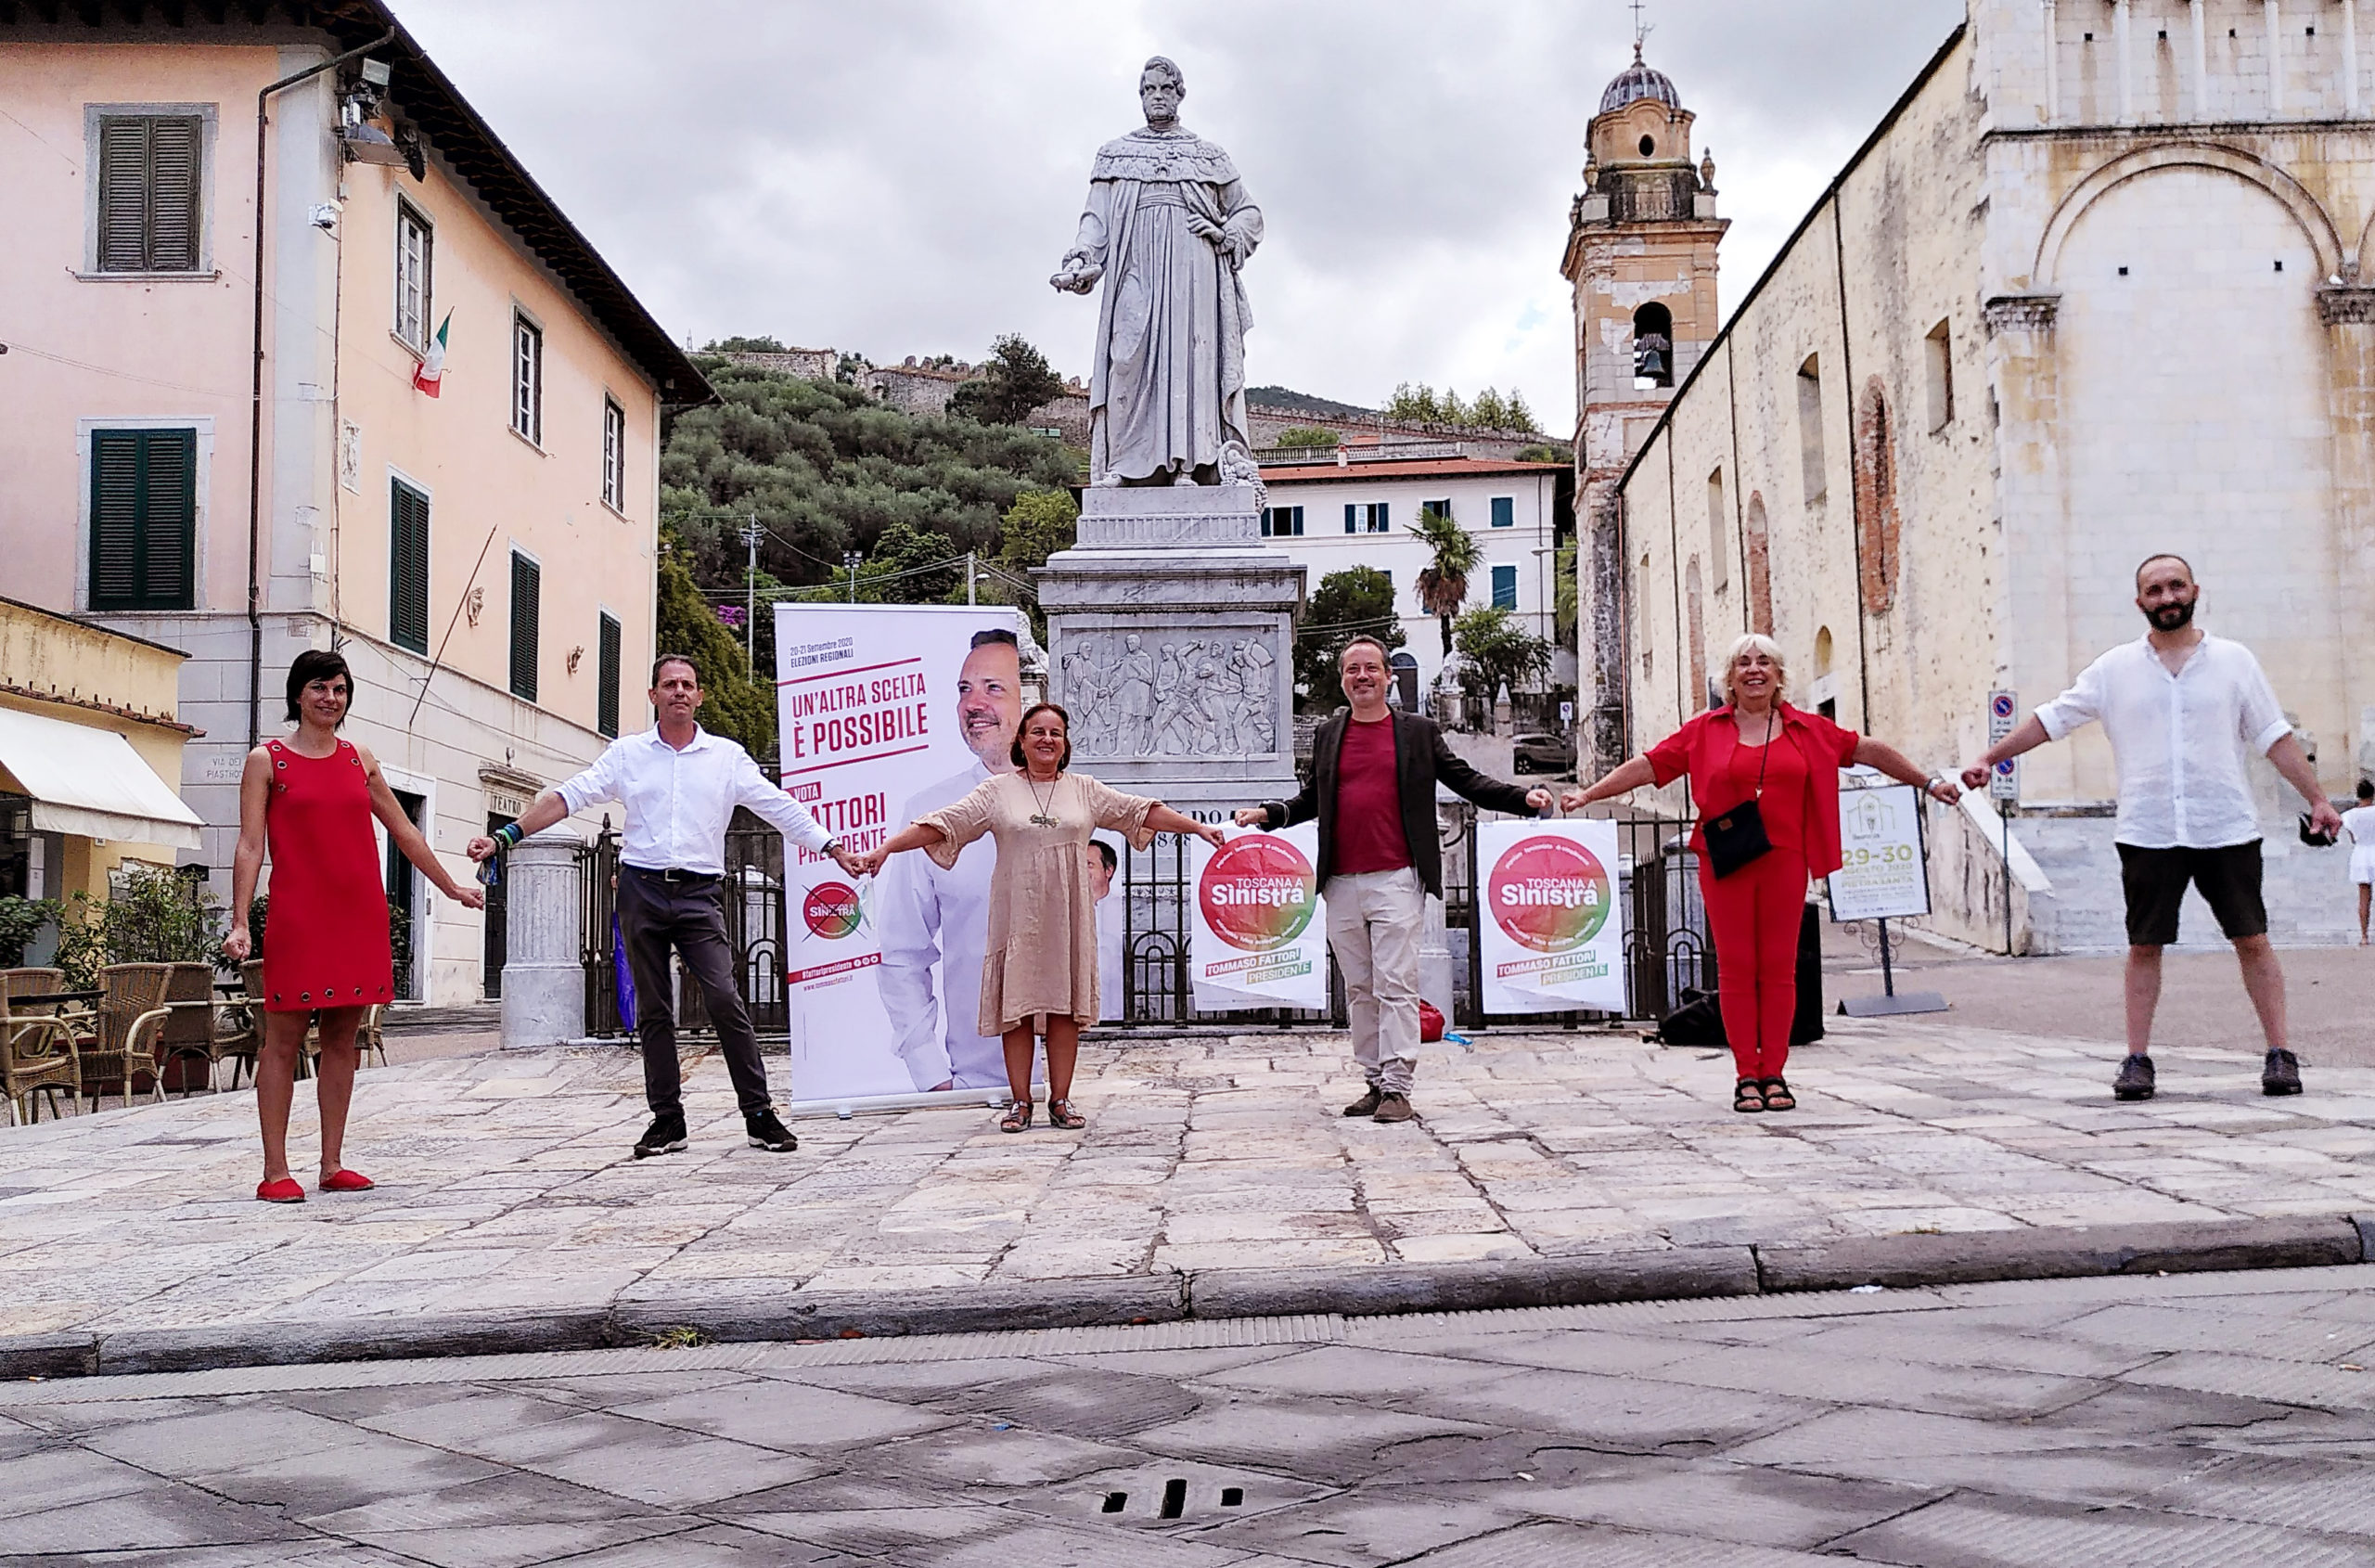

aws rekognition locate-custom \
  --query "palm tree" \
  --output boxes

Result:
[1409,506,1482,658]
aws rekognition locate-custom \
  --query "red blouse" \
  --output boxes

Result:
[1645,704,1862,876]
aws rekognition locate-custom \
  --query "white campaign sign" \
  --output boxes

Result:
[1187,824,1329,1011]
[1826,780,1932,922]
[1476,818,1627,1015]
[777,603,1024,1101]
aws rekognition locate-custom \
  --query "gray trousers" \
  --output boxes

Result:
[617,867,771,1118]
[1325,867,1424,1096]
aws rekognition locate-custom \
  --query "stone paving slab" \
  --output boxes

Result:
[2,1020,2372,1373]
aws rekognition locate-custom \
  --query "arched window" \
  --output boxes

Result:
[1855,378,1900,616]
[1743,492,1774,636]
[1685,559,1709,712]
[1633,302,1675,388]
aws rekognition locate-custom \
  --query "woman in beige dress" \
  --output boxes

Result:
[865,702,1222,1131]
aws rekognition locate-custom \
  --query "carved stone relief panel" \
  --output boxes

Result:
[1059,628,1281,761]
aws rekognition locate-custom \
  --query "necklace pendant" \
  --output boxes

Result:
[1030,813,1059,828]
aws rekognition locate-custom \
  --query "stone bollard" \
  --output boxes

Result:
[500,826,584,1049]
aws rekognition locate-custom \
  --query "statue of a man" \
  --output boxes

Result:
[1052,56,1263,487]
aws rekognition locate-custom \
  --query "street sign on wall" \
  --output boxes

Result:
[1987,689,2019,803]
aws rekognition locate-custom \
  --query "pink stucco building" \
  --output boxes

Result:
[0,3,710,1003]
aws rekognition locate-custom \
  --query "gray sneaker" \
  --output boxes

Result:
[2263,1048,2303,1097]
[2112,1054,2156,1101]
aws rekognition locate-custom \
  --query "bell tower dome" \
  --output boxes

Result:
[1561,42,1727,773]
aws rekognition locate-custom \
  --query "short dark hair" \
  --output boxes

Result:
[2135,553,2194,587]
[284,649,352,726]
[1089,839,1118,872]
[970,628,1020,651]
[651,654,700,687]
[1339,635,1391,665]
[1010,701,1072,770]
[2358,778,2374,802]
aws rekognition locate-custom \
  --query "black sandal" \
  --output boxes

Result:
[1759,1076,1796,1112]
[1047,1098,1085,1130]
[1733,1078,1765,1113]
[1000,1100,1034,1134]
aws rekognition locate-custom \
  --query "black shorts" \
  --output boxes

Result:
[2116,841,2267,946]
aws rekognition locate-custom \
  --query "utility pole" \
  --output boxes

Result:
[967,549,977,607]
[845,550,862,604]
[739,514,763,680]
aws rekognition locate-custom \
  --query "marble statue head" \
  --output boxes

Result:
[1140,57,1185,127]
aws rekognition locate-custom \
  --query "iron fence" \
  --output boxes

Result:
[572,803,1712,1038]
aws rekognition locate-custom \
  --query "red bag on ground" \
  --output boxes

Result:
[1419,1000,1445,1043]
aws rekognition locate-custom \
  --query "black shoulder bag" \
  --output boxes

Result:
[1701,714,1775,880]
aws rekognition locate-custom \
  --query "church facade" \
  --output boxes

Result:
[1578,1,2375,952]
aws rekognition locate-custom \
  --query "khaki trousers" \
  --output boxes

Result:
[1325,867,1424,1095]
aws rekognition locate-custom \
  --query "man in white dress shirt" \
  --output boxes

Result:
[876,629,1022,1091]
[1090,837,1123,1022]
[469,656,863,1158]
[1964,557,2343,1100]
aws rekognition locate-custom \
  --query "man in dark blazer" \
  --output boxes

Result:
[1236,636,1550,1122]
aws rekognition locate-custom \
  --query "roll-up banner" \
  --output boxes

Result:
[1187,825,1329,1011]
[1476,818,1627,1015]
[776,602,1026,1103]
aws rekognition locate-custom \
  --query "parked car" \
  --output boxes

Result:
[1510,732,1576,775]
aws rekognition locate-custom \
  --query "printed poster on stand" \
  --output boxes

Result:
[1188,825,1329,1012]
[776,602,1025,1102]
[1477,818,1627,1015]
[1825,778,1932,923]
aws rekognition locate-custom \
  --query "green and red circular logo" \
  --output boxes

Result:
[1488,835,1612,953]
[1199,835,1317,952]
[802,880,864,940]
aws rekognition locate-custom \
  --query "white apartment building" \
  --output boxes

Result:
[1258,450,1571,700]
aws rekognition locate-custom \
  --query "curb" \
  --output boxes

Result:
[6,1214,2366,1382]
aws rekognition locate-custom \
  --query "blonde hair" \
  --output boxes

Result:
[1719,633,1789,704]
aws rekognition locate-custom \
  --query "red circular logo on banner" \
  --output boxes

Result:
[1487,835,1613,953]
[1198,836,1317,952]
[802,881,864,940]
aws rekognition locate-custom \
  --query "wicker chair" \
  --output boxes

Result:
[75,963,173,1112]
[1,969,81,1125]
[155,961,225,1096]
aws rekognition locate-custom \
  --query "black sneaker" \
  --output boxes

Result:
[634,1112,688,1159]
[1342,1086,1383,1118]
[2112,1054,2156,1101]
[745,1108,799,1152]
[2263,1048,2304,1097]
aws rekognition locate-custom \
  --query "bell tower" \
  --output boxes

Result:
[1562,41,1725,774]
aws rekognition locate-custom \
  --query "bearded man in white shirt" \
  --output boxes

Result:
[876,629,1024,1091]
[469,656,864,1158]
[1964,556,2343,1100]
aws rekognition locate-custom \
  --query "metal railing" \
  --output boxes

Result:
[574,800,1712,1037]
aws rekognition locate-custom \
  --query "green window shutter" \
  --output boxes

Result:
[1491,495,1515,528]
[1344,504,1357,534]
[597,613,622,738]
[1491,564,1518,610]
[89,429,195,610]
[96,116,201,272]
[389,482,430,653]
[509,552,541,702]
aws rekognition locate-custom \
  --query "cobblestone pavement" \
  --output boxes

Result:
[5,1022,2375,1343]
[3,1267,2372,1564]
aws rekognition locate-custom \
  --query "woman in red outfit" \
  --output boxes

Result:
[223,650,483,1202]
[1564,636,1957,1112]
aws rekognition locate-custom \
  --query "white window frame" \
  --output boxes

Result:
[511,309,544,447]
[394,199,433,353]
[601,396,626,511]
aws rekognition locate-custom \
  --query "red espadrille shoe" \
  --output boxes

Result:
[317,1170,375,1193]
[256,1177,305,1203]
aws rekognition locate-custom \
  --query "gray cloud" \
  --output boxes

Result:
[396,0,1965,431]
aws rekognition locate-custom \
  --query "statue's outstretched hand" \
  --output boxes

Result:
[1050,262,1101,294]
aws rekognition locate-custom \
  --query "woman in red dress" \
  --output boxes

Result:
[223,650,483,1202]
[1565,635,1958,1112]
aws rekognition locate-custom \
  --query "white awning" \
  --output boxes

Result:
[0,704,205,851]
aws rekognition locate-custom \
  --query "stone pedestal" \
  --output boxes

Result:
[1035,484,1305,816]
[500,826,584,1048]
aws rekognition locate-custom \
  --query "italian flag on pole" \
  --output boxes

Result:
[413,311,450,396]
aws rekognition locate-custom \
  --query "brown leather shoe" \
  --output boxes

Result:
[1371,1093,1418,1124]
[1342,1086,1383,1118]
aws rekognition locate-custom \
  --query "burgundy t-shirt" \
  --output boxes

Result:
[1331,714,1411,875]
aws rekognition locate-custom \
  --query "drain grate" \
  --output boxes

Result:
[1098,1480,1247,1521]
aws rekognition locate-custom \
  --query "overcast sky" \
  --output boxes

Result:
[395,0,1966,432]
